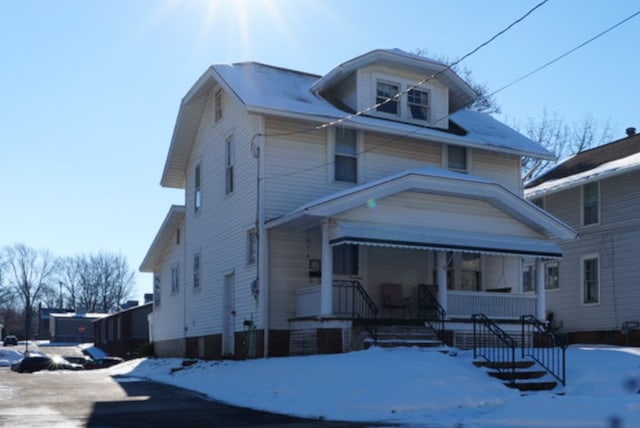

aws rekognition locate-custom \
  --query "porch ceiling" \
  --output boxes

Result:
[330,222,562,259]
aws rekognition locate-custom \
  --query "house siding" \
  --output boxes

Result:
[543,170,640,333]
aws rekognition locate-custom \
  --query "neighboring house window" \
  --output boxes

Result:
[522,264,535,293]
[376,81,399,115]
[333,245,358,276]
[407,88,430,121]
[193,253,200,289]
[582,181,599,225]
[171,264,180,293]
[226,136,234,194]
[334,127,358,183]
[545,261,560,290]
[153,276,161,308]
[247,229,257,265]
[582,255,599,304]
[194,163,202,212]
[447,145,468,172]
[215,89,223,122]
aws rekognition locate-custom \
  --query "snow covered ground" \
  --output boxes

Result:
[102,345,640,427]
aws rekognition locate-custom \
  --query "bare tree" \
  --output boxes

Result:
[3,244,59,341]
[517,109,613,181]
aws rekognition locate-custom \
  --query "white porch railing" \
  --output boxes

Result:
[295,286,321,317]
[447,291,537,319]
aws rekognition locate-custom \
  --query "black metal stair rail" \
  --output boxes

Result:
[333,280,379,343]
[418,284,446,342]
[472,313,518,384]
[520,315,567,386]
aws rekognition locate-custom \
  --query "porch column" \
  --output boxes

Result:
[436,251,448,316]
[535,258,546,319]
[320,219,333,316]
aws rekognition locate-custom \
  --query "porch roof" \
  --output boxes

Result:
[330,222,562,258]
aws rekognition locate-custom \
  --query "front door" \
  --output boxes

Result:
[223,273,235,356]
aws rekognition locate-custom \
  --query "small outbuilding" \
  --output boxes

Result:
[49,311,108,344]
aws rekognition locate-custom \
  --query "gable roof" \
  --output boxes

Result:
[267,166,576,242]
[525,133,640,197]
[161,54,555,188]
[310,49,477,111]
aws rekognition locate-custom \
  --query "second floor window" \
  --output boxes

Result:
[376,81,399,115]
[447,145,468,172]
[407,89,430,121]
[247,229,257,265]
[193,253,200,289]
[171,264,180,293]
[194,164,202,212]
[226,137,234,194]
[335,127,357,183]
[582,181,599,225]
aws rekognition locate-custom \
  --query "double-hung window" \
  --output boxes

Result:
[193,253,200,289]
[334,127,358,183]
[407,88,430,121]
[582,181,599,225]
[171,264,180,293]
[225,136,234,194]
[447,145,468,172]
[194,164,202,212]
[582,255,599,304]
[376,81,399,115]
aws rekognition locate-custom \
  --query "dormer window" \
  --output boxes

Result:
[376,81,399,115]
[407,89,430,121]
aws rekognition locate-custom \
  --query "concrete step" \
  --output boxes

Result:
[474,360,535,370]
[505,380,558,391]
[488,370,547,381]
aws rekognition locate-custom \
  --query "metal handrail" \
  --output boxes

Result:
[333,280,379,344]
[418,284,446,342]
[472,313,517,384]
[520,315,567,385]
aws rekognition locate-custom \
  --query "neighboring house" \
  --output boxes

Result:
[49,311,108,343]
[141,49,575,359]
[94,302,153,358]
[525,129,640,344]
[37,306,74,340]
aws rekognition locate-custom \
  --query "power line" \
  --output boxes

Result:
[258,0,549,139]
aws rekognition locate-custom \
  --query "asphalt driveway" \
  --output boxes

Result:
[0,367,374,427]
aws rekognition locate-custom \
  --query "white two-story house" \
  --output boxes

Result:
[141,49,576,359]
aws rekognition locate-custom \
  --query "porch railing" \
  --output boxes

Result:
[332,280,379,320]
[418,284,446,343]
[449,291,536,319]
[472,313,517,384]
[521,315,567,386]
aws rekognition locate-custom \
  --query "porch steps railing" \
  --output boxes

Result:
[472,313,559,391]
[520,315,567,386]
[333,280,379,344]
[418,284,446,343]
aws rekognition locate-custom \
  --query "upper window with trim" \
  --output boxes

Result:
[194,163,202,212]
[225,136,234,194]
[193,252,201,289]
[582,181,599,226]
[376,81,399,115]
[214,89,223,122]
[334,127,358,183]
[247,229,257,265]
[407,88,430,121]
[171,264,180,294]
[447,145,468,172]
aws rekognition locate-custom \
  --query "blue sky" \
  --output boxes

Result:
[1,0,638,302]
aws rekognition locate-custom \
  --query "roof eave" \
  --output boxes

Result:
[140,205,186,272]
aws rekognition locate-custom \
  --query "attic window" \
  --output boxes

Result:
[447,145,468,172]
[407,89,430,121]
[214,89,223,122]
[376,81,399,115]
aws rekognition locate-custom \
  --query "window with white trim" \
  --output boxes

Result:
[582,255,599,304]
[171,264,180,293]
[407,88,430,121]
[225,136,234,194]
[582,181,599,226]
[214,89,223,122]
[334,127,358,183]
[194,163,202,212]
[193,253,200,289]
[545,261,559,290]
[376,81,399,115]
[447,145,468,172]
[247,229,257,265]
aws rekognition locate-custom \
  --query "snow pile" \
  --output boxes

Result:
[109,345,640,427]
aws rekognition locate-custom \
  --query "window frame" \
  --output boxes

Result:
[407,88,431,122]
[153,275,161,308]
[214,89,223,122]
[375,80,400,116]
[581,181,600,226]
[545,261,560,290]
[333,127,359,183]
[171,264,180,294]
[193,252,201,289]
[580,254,600,305]
[446,145,469,173]
[225,136,234,195]
[247,229,258,265]
[522,263,535,293]
[332,244,359,276]
[194,163,202,212]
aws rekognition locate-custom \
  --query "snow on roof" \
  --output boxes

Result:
[49,312,109,319]
[526,151,640,198]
